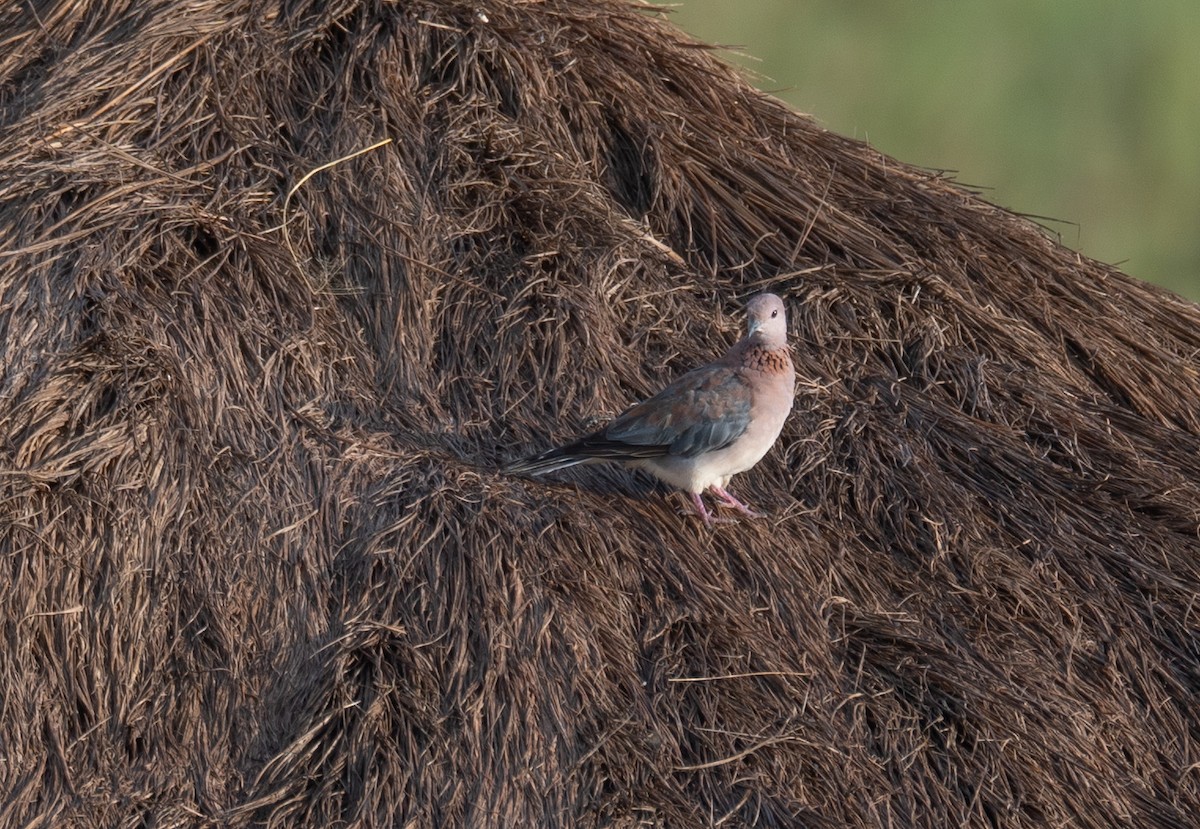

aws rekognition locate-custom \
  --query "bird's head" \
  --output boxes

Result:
[744,293,788,347]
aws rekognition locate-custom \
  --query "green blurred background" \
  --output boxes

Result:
[661,1,1200,299]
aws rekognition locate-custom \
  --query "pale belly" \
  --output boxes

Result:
[633,397,791,493]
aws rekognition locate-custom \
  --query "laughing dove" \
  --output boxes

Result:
[506,293,795,526]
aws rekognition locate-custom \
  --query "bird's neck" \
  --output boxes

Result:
[740,341,791,374]
[746,329,787,350]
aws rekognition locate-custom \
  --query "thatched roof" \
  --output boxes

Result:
[3,0,1200,826]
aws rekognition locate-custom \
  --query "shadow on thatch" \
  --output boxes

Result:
[3,0,1200,826]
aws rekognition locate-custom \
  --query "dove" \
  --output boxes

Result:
[506,293,795,526]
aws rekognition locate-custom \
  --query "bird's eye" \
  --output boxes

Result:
[771,310,778,318]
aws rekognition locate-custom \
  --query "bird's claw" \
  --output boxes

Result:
[710,486,765,519]
[686,492,740,527]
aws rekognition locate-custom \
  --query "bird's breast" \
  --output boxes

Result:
[742,345,792,375]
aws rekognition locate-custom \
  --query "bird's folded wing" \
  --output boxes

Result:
[599,364,752,458]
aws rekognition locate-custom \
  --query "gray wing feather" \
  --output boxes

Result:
[603,365,751,458]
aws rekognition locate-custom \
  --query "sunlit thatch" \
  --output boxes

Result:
[3,1,1200,826]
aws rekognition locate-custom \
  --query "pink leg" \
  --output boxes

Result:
[685,492,735,527]
[711,485,764,519]
[690,492,715,527]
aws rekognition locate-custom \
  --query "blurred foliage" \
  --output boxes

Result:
[662,0,1200,298]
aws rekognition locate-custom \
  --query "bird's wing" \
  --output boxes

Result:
[592,363,752,458]
[504,364,753,475]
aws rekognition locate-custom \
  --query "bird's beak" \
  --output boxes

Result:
[747,318,763,336]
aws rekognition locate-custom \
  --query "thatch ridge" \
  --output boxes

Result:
[3,0,1200,826]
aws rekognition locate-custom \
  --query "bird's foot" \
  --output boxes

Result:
[687,492,736,527]
[710,485,764,519]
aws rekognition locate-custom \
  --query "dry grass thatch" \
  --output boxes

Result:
[3,0,1200,826]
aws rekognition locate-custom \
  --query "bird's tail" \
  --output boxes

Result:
[503,446,591,477]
